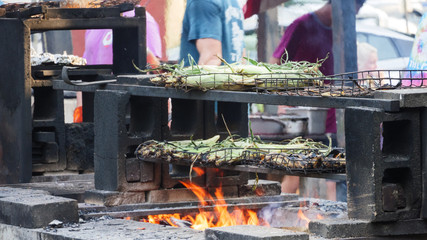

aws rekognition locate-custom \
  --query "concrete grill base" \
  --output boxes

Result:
[2,176,427,239]
[205,225,309,240]
[0,219,204,240]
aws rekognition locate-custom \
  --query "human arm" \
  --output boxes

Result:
[196,38,222,65]
[182,1,223,65]
[269,56,281,64]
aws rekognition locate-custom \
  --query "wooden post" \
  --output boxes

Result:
[331,0,358,151]
[257,7,280,63]
[331,0,358,75]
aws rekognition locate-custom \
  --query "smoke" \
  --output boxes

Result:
[257,203,282,227]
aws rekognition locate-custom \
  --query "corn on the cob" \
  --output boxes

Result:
[135,135,339,169]
[134,55,326,91]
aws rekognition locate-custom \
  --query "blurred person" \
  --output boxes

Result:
[270,0,365,201]
[357,41,380,88]
[179,0,245,66]
[404,12,427,87]
[73,9,161,123]
[357,42,378,71]
[82,11,161,65]
[177,0,245,180]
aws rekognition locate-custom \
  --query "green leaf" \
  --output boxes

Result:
[252,172,259,191]
[243,56,259,66]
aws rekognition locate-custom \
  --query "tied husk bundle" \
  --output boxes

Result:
[135,135,345,172]
[134,55,326,91]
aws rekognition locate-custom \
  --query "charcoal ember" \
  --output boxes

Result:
[328,148,345,158]
[170,217,192,228]
[48,219,64,228]
[60,0,102,8]
[31,51,87,66]
[99,0,140,7]
[0,1,59,12]
[61,0,139,8]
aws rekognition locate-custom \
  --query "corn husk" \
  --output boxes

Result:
[135,135,338,168]
[134,55,326,91]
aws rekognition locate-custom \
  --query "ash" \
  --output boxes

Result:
[258,198,348,228]
[40,216,204,240]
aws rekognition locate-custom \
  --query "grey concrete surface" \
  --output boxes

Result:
[205,225,309,240]
[0,218,204,240]
[0,191,78,228]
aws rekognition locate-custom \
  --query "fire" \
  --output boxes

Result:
[297,209,311,228]
[296,208,324,228]
[191,167,205,176]
[141,180,267,230]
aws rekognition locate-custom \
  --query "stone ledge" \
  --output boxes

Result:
[0,194,78,228]
[309,218,369,239]
[84,189,146,206]
[205,225,309,240]
[0,187,49,198]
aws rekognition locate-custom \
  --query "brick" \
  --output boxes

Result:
[374,88,427,108]
[345,107,422,221]
[0,194,78,228]
[125,158,141,182]
[140,161,155,183]
[161,163,206,189]
[382,183,406,212]
[208,185,238,198]
[94,90,164,192]
[32,87,67,173]
[206,168,248,187]
[65,123,94,171]
[309,218,369,239]
[84,190,145,207]
[239,180,281,197]
[147,188,203,203]
[205,225,308,240]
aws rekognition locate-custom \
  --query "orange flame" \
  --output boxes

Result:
[297,209,310,228]
[141,181,267,230]
[192,167,205,176]
[317,214,324,220]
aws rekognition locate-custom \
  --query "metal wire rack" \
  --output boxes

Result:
[151,69,427,98]
[135,142,346,174]
[255,69,427,97]
[240,148,346,174]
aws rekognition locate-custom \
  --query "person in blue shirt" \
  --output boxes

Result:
[179,0,245,66]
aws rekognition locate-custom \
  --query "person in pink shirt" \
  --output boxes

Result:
[73,10,162,123]
[83,10,162,65]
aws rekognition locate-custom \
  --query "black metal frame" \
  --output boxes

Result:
[0,6,146,183]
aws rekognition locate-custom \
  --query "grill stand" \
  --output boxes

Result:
[71,79,427,238]
[0,7,146,183]
[2,5,427,239]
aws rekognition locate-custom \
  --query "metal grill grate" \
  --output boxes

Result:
[150,69,427,97]
[135,141,346,174]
